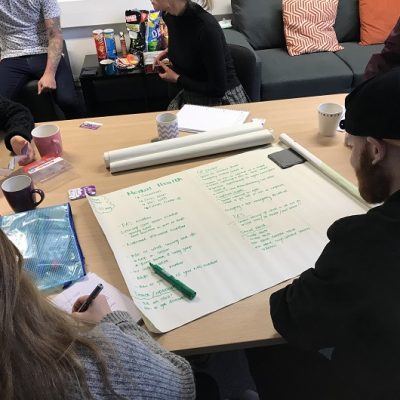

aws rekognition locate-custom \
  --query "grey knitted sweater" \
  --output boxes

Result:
[67,311,195,399]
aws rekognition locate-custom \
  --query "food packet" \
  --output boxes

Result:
[125,9,145,66]
[125,9,141,32]
[146,10,161,52]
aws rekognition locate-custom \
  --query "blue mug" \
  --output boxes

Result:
[100,59,117,76]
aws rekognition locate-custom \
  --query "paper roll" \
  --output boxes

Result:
[280,133,365,204]
[104,121,264,168]
[110,129,274,173]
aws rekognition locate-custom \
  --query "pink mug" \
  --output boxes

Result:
[31,124,63,157]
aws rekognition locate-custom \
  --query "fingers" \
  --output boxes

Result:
[26,143,35,162]
[153,56,161,67]
[71,295,112,324]
[17,142,35,166]
[158,66,179,83]
[37,78,57,95]
[158,63,169,78]
[11,136,34,161]
[72,295,89,312]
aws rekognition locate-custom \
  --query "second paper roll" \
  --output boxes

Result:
[109,129,274,173]
[104,121,264,168]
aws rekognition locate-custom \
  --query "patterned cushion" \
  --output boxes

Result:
[283,0,343,56]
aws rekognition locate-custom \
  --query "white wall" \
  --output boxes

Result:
[60,0,232,78]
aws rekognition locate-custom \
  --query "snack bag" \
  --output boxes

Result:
[125,9,141,32]
[146,10,161,52]
[125,9,145,66]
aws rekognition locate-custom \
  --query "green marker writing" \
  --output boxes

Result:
[149,262,197,300]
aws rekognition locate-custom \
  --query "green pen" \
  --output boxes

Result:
[149,262,197,300]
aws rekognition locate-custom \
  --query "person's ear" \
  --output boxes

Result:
[366,137,386,165]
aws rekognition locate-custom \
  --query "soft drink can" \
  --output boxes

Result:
[92,29,107,61]
[104,28,117,60]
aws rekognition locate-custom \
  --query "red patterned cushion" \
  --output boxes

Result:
[283,0,343,56]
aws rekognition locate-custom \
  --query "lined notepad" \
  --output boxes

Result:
[52,272,142,322]
[177,104,249,132]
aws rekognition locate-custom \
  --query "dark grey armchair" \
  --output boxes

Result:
[228,43,261,102]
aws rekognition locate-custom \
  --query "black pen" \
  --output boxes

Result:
[77,283,104,312]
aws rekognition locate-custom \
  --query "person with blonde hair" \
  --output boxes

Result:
[0,228,195,400]
[193,0,213,10]
[152,0,249,109]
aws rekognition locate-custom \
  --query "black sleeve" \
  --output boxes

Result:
[270,218,365,351]
[0,96,34,152]
[365,17,400,79]
[178,26,228,97]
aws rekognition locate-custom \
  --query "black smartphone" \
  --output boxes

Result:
[268,149,306,169]
[154,64,165,73]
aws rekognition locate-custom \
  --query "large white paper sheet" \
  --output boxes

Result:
[88,145,368,332]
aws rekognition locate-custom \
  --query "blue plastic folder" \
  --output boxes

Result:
[0,203,85,290]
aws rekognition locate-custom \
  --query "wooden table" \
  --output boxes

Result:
[0,93,353,355]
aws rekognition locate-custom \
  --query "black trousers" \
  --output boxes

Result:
[0,54,81,119]
[246,344,336,400]
[194,371,221,399]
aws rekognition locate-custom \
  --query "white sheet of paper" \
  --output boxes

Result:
[88,145,368,333]
[52,272,142,322]
[177,104,249,132]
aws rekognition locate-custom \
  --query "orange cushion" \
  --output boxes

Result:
[359,0,400,45]
[283,0,343,57]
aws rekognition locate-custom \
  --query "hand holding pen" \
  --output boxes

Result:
[77,283,104,312]
[72,284,112,324]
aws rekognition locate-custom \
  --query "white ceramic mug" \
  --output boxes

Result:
[318,103,344,137]
[156,113,179,140]
[31,124,63,157]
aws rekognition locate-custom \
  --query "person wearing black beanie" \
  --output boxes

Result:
[247,67,400,399]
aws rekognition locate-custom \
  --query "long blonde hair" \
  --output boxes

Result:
[0,230,116,400]
[193,0,213,11]
[204,0,213,10]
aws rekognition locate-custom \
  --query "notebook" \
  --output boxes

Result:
[177,104,249,132]
[0,203,85,290]
[52,272,142,322]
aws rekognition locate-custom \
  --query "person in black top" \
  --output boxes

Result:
[0,96,34,165]
[246,67,400,399]
[365,17,400,80]
[151,0,249,109]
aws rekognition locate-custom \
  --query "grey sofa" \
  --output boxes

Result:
[224,0,384,101]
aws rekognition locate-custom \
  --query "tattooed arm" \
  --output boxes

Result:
[38,17,63,95]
